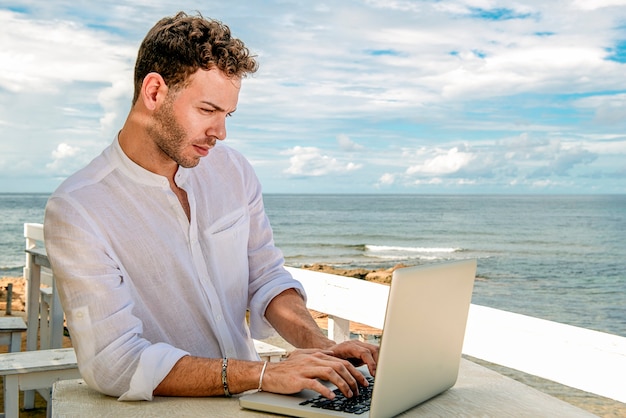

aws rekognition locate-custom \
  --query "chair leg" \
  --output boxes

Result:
[4,375,20,418]
[23,389,35,410]
[46,387,53,418]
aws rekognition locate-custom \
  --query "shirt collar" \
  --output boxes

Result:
[110,134,191,189]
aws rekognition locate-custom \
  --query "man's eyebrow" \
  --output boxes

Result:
[200,101,236,113]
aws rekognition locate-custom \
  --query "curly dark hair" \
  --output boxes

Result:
[132,11,258,104]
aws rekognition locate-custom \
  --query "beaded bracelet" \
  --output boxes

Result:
[221,357,231,397]
[258,361,268,392]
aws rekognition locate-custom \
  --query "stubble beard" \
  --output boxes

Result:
[148,98,201,169]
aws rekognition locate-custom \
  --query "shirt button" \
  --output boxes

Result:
[76,311,84,319]
[216,314,223,321]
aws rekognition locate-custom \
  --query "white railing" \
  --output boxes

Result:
[463,304,626,404]
[24,224,626,404]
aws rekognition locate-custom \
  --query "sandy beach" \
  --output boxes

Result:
[1,272,624,417]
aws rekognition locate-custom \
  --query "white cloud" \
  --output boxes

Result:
[573,0,626,11]
[406,147,476,176]
[374,173,396,189]
[414,177,443,186]
[378,173,395,185]
[51,143,79,160]
[0,11,134,93]
[46,143,91,176]
[282,146,363,177]
[575,93,626,125]
[337,134,364,151]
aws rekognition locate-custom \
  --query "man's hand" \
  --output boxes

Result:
[327,340,379,377]
[261,350,370,399]
[264,288,379,397]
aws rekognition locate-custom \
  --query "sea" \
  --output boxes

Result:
[1,193,625,338]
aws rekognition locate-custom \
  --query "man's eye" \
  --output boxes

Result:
[226,112,234,118]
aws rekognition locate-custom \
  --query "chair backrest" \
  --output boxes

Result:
[24,222,45,246]
[24,223,53,287]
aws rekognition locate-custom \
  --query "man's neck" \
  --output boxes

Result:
[118,118,178,182]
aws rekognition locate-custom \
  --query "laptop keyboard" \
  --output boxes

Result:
[299,376,375,415]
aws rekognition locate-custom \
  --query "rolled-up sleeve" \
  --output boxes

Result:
[119,343,189,401]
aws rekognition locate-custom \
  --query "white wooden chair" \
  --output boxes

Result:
[0,348,79,418]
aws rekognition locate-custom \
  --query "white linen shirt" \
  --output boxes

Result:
[44,137,304,400]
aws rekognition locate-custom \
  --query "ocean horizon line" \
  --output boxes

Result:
[1,191,625,197]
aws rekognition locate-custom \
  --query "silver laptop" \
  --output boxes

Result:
[239,259,477,418]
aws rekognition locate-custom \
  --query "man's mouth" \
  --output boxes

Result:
[193,143,214,157]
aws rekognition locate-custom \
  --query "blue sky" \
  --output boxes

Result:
[1,0,626,194]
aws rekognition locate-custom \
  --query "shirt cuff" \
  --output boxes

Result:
[118,343,189,401]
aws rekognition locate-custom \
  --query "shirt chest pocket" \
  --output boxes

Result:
[202,209,251,290]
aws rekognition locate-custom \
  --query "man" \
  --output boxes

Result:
[44,12,378,401]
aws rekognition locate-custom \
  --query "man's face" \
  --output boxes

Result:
[148,68,241,168]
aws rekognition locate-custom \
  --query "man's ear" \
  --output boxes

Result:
[140,72,168,111]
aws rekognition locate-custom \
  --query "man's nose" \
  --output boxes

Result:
[207,117,227,141]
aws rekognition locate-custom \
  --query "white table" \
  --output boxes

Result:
[52,359,596,417]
